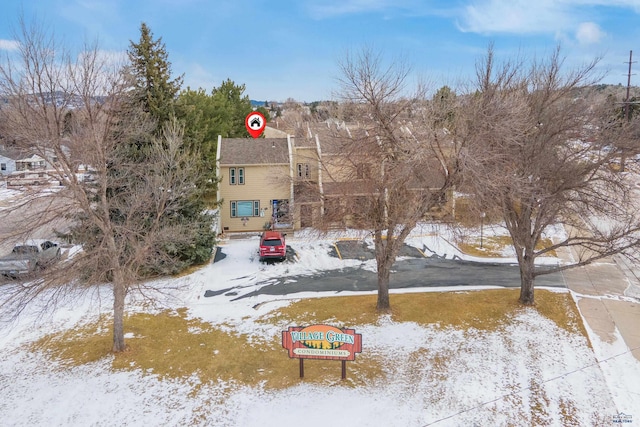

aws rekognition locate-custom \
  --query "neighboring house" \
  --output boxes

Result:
[0,146,22,176]
[263,124,288,138]
[0,146,52,176]
[216,122,454,233]
[0,144,62,187]
[290,122,454,230]
[16,154,47,171]
[291,134,323,229]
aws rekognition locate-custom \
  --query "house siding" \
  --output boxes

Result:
[292,146,319,182]
[216,128,454,233]
[0,155,16,176]
[320,153,354,184]
[218,164,290,232]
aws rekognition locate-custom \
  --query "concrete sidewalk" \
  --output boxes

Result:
[561,253,640,361]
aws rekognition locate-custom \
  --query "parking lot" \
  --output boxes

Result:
[204,237,565,301]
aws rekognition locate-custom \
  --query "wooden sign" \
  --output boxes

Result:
[282,324,362,379]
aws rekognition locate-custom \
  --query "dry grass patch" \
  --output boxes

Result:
[534,290,588,336]
[259,294,383,327]
[29,289,585,391]
[458,236,509,257]
[453,197,557,257]
[32,317,113,366]
[261,289,581,334]
[390,290,521,330]
[559,398,581,426]
[31,308,383,390]
[458,236,557,258]
[454,197,500,227]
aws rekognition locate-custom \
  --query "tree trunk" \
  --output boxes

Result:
[518,255,536,305]
[376,261,391,312]
[112,268,127,352]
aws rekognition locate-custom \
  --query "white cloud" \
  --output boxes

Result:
[305,0,417,19]
[95,50,128,67]
[180,62,219,91]
[0,39,20,51]
[456,0,640,39]
[575,21,606,44]
[457,0,572,34]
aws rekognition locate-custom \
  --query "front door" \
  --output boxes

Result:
[272,199,291,227]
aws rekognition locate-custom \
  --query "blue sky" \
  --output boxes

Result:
[2,0,640,102]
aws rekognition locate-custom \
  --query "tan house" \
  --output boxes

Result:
[216,122,453,233]
[216,136,294,233]
[217,133,330,233]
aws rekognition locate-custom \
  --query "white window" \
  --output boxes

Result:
[231,200,260,217]
[297,163,310,179]
[229,167,245,185]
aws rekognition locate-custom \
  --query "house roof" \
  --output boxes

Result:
[16,154,45,163]
[263,126,288,138]
[322,157,447,196]
[292,136,317,148]
[0,145,27,161]
[323,180,379,196]
[219,138,289,166]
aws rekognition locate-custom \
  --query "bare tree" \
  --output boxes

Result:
[322,48,461,311]
[0,18,212,351]
[459,45,640,305]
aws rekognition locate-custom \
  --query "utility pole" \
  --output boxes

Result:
[622,50,636,171]
[625,50,634,122]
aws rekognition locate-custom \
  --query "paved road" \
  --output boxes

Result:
[227,257,565,300]
[0,189,72,254]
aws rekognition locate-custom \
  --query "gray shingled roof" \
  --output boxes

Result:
[219,138,289,166]
[0,145,26,160]
[292,137,317,148]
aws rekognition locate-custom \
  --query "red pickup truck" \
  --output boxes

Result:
[259,231,287,262]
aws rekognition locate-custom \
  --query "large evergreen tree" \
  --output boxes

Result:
[113,23,215,268]
[127,22,183,130]
[209,78,253,137]
[175,79,253,200]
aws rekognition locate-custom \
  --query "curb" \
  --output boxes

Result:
[613,255,640,299]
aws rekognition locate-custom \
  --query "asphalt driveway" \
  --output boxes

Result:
[229,256,565,300]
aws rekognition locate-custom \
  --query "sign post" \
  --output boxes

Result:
[282,324,362,380]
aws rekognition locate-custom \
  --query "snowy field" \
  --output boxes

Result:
[0,227,638,426]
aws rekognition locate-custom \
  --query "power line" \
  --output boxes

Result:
[422,344,640,426]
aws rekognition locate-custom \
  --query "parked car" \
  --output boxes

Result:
[259,231,287,262]
[0,240,61,277]
[7,170,55,187]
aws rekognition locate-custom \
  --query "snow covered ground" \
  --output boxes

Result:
[0,227,638,426]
